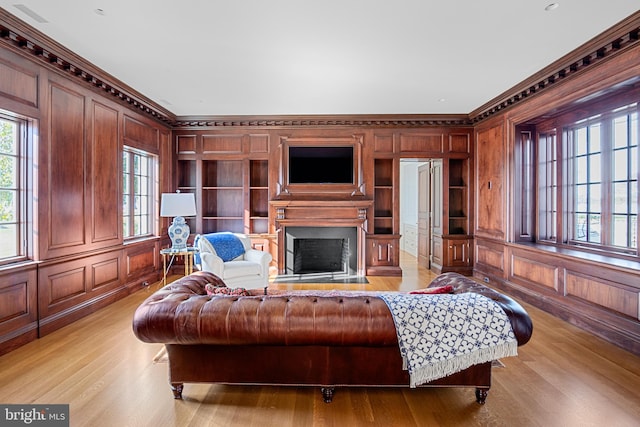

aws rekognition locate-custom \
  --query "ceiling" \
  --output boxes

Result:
[1,1,638,117]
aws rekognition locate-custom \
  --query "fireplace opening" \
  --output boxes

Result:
[283,226,358,278]
[293,238,347,274]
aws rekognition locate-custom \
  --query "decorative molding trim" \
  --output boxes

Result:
[0,10,175,126]
[469,11,640,123]
[1,8,638,128]
[171,115,473,128]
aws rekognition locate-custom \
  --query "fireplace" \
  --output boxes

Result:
[270,199,373,277]
[285,227,357,277]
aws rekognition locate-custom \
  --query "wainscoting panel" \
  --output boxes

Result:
[38,250,126,336]
[510,253,559,291]
[475,241,640,355]
[92,257,121,291]
[48,266,86,305]
[125,242,159,281]
[475,240,504,272]
[0,267,38,356]
[566,271,639,319]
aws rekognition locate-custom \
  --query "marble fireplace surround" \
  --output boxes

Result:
[270,200,373,276]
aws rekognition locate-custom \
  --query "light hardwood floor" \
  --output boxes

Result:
[1,252,639,426]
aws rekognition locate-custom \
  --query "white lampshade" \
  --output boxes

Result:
[160,192,197,249]
[160,193,196,218]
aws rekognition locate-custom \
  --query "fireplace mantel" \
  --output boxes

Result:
[270,199,373,275]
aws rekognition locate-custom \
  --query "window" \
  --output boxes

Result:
[537,130,557,242]
[523,100,638,257]
[123,148,156,239]
[0,115,26,262]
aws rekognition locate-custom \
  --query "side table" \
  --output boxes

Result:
[160,247,199,286]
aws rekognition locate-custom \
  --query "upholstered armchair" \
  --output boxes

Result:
[194,232,272,290]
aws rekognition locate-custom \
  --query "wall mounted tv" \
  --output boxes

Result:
[288,146,354,184]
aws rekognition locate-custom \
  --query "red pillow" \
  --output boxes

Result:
[409,285,454,295]
[205,283,249,296]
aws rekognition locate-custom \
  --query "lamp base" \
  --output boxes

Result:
[168,216,190,249]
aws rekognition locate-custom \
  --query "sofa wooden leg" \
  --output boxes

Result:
[320,387,335,403]
[475,387,489,404]
[171,383,184,399]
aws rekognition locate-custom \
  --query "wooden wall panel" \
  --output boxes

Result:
[475,241,504,272]
[123,115,159,152]
[510,254,558,291]
[449,133,470,153]
[0,267,38,356]
[38,251,125,335]
[566,272,639,319]
[177,135,196,154]
[48,83,86,251]
[48,267,86,305]
[399,133,443,153]
[374,134,394,153]
[249,134,269,153]
[126,245,157,279]
[92,258,120,290]
[0,57,38,108]
[90,101,120,244]
[475,123,505,239]
[0,281,28,323]
[203,134,243,154]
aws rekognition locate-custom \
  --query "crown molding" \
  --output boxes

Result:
[0,8,176,126]
[469,10,640,123]
[171,114,473,128]
[1,8,639,129]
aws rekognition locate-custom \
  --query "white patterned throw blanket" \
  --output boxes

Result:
[379,292,518,388]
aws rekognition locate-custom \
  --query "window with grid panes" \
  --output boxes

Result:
[123,148,156,239]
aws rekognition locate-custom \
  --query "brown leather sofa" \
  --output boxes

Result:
[133,271,532,404]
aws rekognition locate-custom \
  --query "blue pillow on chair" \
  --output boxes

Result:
[196,232,245,262]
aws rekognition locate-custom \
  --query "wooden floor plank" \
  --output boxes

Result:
[1,252,639,426]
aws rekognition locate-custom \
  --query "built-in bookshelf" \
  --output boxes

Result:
[249,159,269,234]
[201,160,244,233]
[447,158,468,235]
[176,158,269,235]
[373,158,394,234]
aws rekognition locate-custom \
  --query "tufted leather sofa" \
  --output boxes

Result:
[133,271,532,403]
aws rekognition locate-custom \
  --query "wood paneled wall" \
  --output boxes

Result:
[0,37,170,355]
[473,42,640,355]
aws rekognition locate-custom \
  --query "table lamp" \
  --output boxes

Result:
[160,192,197,249]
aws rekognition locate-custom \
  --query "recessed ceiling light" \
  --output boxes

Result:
[438,98,446,102]
[545,3,559,12]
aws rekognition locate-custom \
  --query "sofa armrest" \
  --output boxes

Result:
[428,272,533,346]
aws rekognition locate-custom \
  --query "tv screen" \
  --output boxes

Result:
[289,146,354,184]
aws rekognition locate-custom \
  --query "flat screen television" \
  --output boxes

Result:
[288,146,354,184]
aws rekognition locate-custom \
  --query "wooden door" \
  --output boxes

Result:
[417,163,431,268]
[430,160,443,268]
